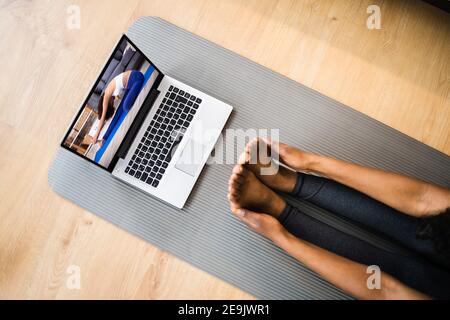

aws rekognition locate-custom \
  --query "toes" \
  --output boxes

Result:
[228,191,239,202]
[228,173,244,187]
[262,137,272,145]
[238,150,250,164]
[228,171,244,202]
[245,137,259,153]
[232,164,245,176]
[247,137,260,148]
[244,137,272,165]
[230,203,240,214]
[228,165,252,207]
[227,183,240,197]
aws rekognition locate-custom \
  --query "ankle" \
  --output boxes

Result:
[280,169,298,193]
[303,152,320,172]
[268,195,286,219]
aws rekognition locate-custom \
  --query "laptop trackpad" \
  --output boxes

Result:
[175,139,208,177]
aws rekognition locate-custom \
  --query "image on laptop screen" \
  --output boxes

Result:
[62,36,160,170]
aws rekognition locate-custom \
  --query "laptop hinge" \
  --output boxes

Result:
[108,88,160,170]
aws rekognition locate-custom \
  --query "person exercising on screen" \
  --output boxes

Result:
[228,138,450,299]
[91,70,144,145]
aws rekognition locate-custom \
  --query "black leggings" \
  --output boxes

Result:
[278,173,450,299]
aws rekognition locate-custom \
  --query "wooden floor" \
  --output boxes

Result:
[0,0,448,299]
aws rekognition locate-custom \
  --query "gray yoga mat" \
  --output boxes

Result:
[48,17,450,300]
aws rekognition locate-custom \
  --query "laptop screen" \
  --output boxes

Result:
[61,35,161,170]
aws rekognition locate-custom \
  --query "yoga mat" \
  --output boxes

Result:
[48,17,450,300]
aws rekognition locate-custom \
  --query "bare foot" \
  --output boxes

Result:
[239,138,297,193]
[228,164,286,218]
[264,138,315,173]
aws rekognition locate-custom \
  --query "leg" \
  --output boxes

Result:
[241,139,446,268]
[122,71,144,112]
[228,164,450,298]
[290,172,449,268]
[278,203,450,299]
[98,72,144,150]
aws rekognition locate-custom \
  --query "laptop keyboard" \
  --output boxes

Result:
[124,85,202,188]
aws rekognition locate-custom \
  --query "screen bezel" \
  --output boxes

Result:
[60,34,164,172]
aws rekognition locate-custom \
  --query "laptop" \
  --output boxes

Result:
[62,34,233,209]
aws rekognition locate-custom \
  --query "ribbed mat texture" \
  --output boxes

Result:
[48,17,450,300]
